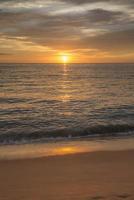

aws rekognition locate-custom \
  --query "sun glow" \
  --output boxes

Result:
[61,55,69,63]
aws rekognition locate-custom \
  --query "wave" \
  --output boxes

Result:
[0,124,134,145]
[0,97,31,104]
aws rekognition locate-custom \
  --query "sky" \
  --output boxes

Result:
[0,0,134,63]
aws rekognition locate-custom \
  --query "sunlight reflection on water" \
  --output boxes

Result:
[0,63,134,145]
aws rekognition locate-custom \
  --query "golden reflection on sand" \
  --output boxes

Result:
[0,138,134,159]
[52,146,78,155]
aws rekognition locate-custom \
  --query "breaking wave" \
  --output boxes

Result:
[0,124,134,145]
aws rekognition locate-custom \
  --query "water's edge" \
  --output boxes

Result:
[0,124,134,145]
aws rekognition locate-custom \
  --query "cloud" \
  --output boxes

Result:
[0,0,134,62]
[0,52,12,55]
[81,29,134,52]
[63,0,134,6]
[87,9,128,23]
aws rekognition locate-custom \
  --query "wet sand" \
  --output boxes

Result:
[0,150,134,200]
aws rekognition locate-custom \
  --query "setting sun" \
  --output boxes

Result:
[61,55,69,63]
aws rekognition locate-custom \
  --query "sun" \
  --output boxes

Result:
[61,55,69,63]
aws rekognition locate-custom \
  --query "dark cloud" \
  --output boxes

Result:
[0,7,131,34]
[0,0,133,3]
[87,9,128,23]
[81,29,134,52]
[64,0,134,6]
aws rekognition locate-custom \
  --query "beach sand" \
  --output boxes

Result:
[0,150,134,200]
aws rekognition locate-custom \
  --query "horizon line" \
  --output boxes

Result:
[0,62,134,64]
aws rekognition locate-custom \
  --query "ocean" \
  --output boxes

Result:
[0,63,134,145]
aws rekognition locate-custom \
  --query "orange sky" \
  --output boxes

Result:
[0,0,134,63]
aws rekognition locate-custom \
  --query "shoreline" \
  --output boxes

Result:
[0,149,134,200]
[0,136,134,160]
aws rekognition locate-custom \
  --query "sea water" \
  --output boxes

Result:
[0,63,134,158]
